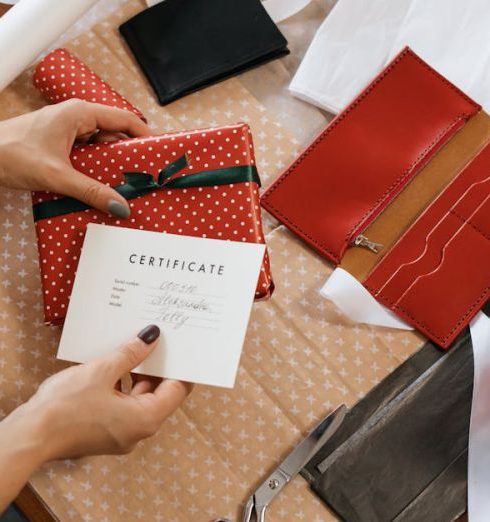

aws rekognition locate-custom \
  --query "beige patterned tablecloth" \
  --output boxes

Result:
[0,2,425,520]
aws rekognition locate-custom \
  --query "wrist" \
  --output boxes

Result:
[0,404,54,509]
[1,403,53,469]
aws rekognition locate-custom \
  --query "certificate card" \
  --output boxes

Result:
[57,224,266,387]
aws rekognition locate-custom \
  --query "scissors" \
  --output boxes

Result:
[241,404,347,522]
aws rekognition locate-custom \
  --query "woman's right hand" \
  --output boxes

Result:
[6,324,192,461]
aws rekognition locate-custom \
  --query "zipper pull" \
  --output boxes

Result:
[353,234,383,253]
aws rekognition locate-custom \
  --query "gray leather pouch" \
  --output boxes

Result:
[300,305,490,522]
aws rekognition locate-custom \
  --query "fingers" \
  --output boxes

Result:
[120,372,134,395]
[97,325,161,383]
[130,374,162,395]
[130,375,161,396]
[49,100,153,217]
[149,379,193,423]
[121,379,191,442]
[75,130,128,144]
[93,130,129,144]
[66,100,151,138]
[88,104,150,138]
[56,165,131,218]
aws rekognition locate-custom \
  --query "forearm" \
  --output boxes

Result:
[0,405,48,511]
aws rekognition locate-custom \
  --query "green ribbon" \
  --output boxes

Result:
[32,155,261,222]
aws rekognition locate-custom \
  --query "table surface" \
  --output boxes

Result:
[0,1,460,521]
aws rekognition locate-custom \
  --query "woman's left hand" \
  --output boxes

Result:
[0,100,151,218]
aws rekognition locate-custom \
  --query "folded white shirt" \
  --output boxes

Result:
[291,0,490,113]
[289,0,411,112]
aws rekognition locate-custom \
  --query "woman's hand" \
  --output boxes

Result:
[0,325,191,509]
[0,100,151,218]
[26,324,190,458]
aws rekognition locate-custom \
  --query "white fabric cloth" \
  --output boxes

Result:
[0,0,102,91]
[290,0,490,113]
[290,0,410,113]
[469,312,490,521]
[146,0,313,23]
[320,268,412,329]
[262,0,312,23]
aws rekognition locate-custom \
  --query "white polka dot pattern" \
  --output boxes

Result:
[33,48,146,122]
[32,123,273,325]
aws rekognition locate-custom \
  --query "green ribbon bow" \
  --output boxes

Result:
[32,155,261,222]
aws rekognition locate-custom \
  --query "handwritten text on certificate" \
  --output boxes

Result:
[58,224,265,388]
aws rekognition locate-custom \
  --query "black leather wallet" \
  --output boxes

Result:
[120,0,289,105]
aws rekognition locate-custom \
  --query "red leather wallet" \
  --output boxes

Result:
[261,48,489,348]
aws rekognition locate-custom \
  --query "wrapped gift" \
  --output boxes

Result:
[33,48,146,121]
[32,123,273,325]
[31,48,272,325]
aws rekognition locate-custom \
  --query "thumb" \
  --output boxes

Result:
[58,166,131,219]
[104,325,161,382]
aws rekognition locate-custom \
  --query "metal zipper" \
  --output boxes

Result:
[352,234,383,253]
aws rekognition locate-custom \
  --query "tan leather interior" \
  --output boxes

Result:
[340,110,490,281]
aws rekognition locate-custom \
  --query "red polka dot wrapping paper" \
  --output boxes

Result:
[32,123,273,325]
[33,48,146,122]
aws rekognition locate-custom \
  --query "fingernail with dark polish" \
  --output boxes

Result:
[108,199,131,219]
[138,324,160,344]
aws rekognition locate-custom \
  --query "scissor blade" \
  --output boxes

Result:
[249,405,347,514]
[242,494,266,522]
[278,404,347,478]
[242,497,254,522]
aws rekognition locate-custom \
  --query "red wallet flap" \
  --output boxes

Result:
[261,48,480,264]
[364,140,490,348]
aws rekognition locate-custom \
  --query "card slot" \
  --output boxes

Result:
[364,144,490,347]
[385,224,489,347]
[366,143,490,292]
[373,213,461,299]
[366,199,490,348]
[452,185,490,238]
[373,183,490,298]
[452,175,490,222]
[394,201,489,306]
[339,111,490,283]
